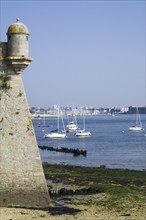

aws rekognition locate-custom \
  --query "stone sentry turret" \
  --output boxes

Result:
[0,19,50,208]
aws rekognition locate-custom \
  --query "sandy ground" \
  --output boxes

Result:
[1,193,145,220]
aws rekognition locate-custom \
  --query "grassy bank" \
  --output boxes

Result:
[43,164,146,212]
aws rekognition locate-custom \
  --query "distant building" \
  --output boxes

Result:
[126,106,146,114]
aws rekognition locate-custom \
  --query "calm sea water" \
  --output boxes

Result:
[33,114,146,171]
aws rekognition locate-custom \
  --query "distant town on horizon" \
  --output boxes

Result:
[30,105,146,117]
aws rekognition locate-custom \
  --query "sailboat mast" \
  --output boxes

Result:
[82,110,85,130]
[137,108,142,127]
[136,107,142,127]
[57,107,60,131]
[61,111,66,132]
[43,109,46,126]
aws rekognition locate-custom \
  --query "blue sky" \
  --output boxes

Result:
[1,0,145,108]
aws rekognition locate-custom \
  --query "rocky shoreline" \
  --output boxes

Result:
[1,164,146,220]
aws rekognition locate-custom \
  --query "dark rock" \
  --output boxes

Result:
[74,189,80,195]
[59,188,68,195]
[48,206,81,215]
[87,187,97,194]
[67,189,74,195]
[79,188,87,195]
[39,145,87,156]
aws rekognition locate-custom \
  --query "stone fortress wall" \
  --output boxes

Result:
[0,19,50,208]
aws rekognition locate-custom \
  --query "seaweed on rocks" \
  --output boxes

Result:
[38,145,87,156]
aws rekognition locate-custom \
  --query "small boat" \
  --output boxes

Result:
[129,107,143,131]
[44,107,67,139]
[129,126,143,132]
[75,112,91,137]
[66,121,78,132]
[75,129,91,137]
[45,131,67,138]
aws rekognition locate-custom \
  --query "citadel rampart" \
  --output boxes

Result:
[0,19,50,208]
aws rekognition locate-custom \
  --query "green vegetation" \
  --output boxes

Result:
[43,164,145,186]
[0,71,11,91]
[43,164,146,212]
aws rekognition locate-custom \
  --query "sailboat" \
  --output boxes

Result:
[66,113,78,132]
[66,120,78,132]
[44,108,67,138]
[129,107,143,131]
[75,112,91,137]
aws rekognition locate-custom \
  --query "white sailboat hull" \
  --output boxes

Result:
[45,132,67,138]
[129,126,143,131]
[75,129,91,137]
[66,121,78,132]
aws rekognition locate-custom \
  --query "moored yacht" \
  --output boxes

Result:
[44,107,67,139]
[45,131,67,138]
[129,107,143,132]
[66,121,78,132]
[75,112,91,137]
[75,129,91,137]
